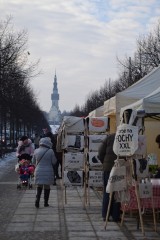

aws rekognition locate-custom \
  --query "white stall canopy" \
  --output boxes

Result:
[61,116,84,133]
[120,87,160,118]
[116,65,160,124]
[104,96,116,116]
[88,105,104,117]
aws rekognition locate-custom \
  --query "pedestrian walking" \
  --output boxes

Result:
[32,137,57,208]
[34,133,41,149]
[16,135,34,161]
[45,131,62,182]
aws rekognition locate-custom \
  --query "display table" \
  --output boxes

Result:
[122,179,160,211]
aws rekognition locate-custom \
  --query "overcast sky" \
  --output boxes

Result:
[1,0,160,113]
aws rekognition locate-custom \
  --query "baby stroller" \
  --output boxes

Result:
[15,158,35,189]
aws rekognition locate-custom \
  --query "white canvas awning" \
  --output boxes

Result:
[88,105,104,117]
[61,116,84,133]
[120,87,160,117]
[104,96,116,116]
[116,65,160,124]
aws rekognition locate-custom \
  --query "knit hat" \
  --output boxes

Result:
[39,137,52,148]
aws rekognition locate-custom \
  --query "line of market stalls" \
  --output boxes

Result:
[120,87,160,165]
[88,65,160,165]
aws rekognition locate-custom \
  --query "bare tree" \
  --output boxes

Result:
[0,16,48,148]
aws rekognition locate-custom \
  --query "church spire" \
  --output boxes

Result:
[51,71,59,108]
[48,71,62,125]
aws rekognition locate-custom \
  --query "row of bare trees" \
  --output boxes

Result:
[70,19,160,117]
[0,17,50,150]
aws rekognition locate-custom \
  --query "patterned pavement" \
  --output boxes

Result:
[0,155,160,240]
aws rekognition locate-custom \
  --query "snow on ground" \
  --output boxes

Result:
[0,152,17,179]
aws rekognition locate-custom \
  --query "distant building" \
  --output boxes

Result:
[48,72,62,125]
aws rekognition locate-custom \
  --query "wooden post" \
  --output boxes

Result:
[130,158,145,235]
[64,186,67,204]
[151,194,157,231]
[104,191,113,230]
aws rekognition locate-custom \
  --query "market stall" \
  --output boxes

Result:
[104,97,160,235]
[116,65,160,125]
[120,87,160,166]
[88,105,104,117]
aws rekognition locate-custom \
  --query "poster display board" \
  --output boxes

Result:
[85,117,108,133]
[64,134,84,151]
[88,134,106,152]
[89,170,103,187]
[88,152,102,167]
[64,152,84,169]
[64,170,83,186]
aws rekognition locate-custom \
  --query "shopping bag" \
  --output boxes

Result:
[134,135,147,155]
[133,158,149,179]
[139,181,152,198]
[106,165,126,193]
[113,124,138,156]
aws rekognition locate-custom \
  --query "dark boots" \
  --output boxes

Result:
[35,187,42,208]
[44,189,50,207]
[35,187,50,208]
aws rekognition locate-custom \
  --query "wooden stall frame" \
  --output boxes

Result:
[104,157,145,236]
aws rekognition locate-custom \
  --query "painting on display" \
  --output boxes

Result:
[63,170,83,186]
[88,135,106,152]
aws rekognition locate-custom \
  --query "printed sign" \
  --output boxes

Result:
[113,124,138,156]
[64,152,84,169]
[89,171,103,186]
[139,182,153,198]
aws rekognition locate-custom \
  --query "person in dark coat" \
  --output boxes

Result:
[45,132,62,182]
[32,137,57,208]
[98,133,121,222]
[34,133,41,149]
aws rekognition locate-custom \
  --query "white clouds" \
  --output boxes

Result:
[1,0,160,112]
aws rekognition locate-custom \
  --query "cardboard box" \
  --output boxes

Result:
[63,170,83,186]
[64,152,84,169]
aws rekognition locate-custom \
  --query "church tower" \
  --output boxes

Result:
[48,72,61,125]
[51,73,59,109]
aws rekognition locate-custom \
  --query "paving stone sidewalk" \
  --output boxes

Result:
[0,156,160,240]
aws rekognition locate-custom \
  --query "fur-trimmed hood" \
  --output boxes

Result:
[18,138,32,147]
